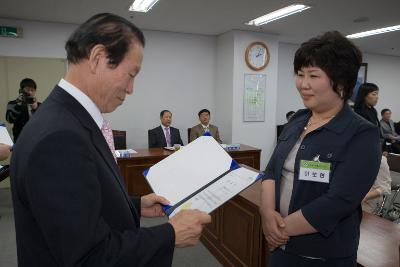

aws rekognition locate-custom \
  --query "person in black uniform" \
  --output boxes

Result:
[6,78,41,142]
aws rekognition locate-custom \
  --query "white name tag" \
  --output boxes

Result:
[299,160,330,183]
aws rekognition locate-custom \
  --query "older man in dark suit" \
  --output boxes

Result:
[148,110,183,148]
[10,13,210,267]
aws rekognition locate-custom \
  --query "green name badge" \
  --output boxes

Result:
[299,160,331,183]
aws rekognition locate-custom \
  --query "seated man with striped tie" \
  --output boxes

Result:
[148,110,183,148]
[189,108,222,143]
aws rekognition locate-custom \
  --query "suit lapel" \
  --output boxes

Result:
[50,86,140,225]
[210,125,216,137]
[197,124,204,135]
[170,128,176,145]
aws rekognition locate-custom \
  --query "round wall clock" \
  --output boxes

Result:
[245,41,270,71]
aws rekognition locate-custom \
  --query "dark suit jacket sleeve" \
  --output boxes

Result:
[189,126,198,143]
[215,127,222,143]
[131,197,141,218]
[173,128,183,146]
[6,100,23,123]
[301,125,380,237]
[25,130,175,266]
[148,129,157,148]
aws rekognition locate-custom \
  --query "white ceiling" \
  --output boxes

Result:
[1,0,400,56]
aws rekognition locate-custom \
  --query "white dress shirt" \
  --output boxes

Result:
[58,79,103,129]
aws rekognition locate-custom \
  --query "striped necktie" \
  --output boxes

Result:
[101,118,117,162]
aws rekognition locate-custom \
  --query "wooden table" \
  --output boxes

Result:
[388,153,400,173]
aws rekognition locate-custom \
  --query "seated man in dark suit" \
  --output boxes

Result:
[189,109,222,143]
[148,110,183,148]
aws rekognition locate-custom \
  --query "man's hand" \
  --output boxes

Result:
[0,143,11,161]
[169,209,211,247]
[16,94,24,105]
[140,193,169,217]
[31,99,38,110]
[261,209,289,251]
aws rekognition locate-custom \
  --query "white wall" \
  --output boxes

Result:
[231,31,279,169]
[0,18,217,149]
[107,31,216,148]
[214,32,234,143]
[0,18,76,58]
[364,53,400,121]
[1,17,399,166]
[276,42,303,125]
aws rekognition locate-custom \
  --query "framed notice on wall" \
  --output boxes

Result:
[243,74,266,122]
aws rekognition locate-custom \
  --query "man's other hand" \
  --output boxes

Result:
[140,193,169,217]
[0,143,11,161]
[169,209,211,247]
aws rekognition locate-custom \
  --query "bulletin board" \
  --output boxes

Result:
[243,74,266,122]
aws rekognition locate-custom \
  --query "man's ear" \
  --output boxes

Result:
[88,44,107,73]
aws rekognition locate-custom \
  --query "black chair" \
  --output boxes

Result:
[387,153,400,173]
[374,182,400,215]
[0,165,10,183]
[187,128,191,144]
[394,121,400,135]
[112,130,127,150]
[276,124,285,141]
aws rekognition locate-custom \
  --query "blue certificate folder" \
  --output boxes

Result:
[143,136,263,216]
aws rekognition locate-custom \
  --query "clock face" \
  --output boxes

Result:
[245,42,269,71]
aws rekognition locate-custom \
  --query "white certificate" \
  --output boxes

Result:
[0,125,13,146]
[144,136,262,217]
[145,136,233,206]
[169,167,260,217]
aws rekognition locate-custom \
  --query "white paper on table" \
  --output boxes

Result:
[0,126,13,146]
[144,136,233,207]
[169,167,260,217]
[115,149,137,158]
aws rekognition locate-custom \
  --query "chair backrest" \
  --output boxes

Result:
[112,130,127,150]
[187,128,191,144]
[387,153,400,173]
[0,165,10,183]
[395,121,400,134]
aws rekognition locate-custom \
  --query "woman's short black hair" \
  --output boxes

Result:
[294,31,362,101]
[65,13,145,68]
[353,83,379,109]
